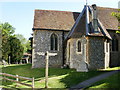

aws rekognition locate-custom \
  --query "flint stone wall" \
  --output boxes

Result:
[87,37,105,69]
[108,30,120,67]
[32,30,68,68]
[66,36,88,72]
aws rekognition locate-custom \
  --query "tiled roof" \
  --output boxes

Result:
[33,6,118,31]
[33,10,79,30]
[67,6,86,38]
[98,7,118,30]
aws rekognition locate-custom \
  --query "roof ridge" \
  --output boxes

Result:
[35,9,80,13]
[97,6,118,10]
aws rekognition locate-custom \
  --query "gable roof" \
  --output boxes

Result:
[66,6,87,38]
[66,5,113,39]
[97,7,118,30]
[33,10,79,31]
[33,6,118,32]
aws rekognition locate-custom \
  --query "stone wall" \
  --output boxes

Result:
[87,37,105,69]
[66,36,88,72]
[108,30,120,67]
[32,30,67,68]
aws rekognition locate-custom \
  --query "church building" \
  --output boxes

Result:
[32,4,120,72]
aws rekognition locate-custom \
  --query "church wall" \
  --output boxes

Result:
[104,40,110,68]
[108,30,120,67]
[87,37,105,69]
[63,31,70,64]
[66,36,88,71]
[32,30,64,68]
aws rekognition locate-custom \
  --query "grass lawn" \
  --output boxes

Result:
[0,64,120,89]
[88,67,120,89]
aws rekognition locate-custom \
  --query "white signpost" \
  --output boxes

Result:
[37,51,57,88]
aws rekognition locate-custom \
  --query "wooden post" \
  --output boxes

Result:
[45,51,48,88]
[2,60,6,67]
[3,74,6,82]
[36,51,57,88]
[32,77,34,89]
[16,75,19,87]
[9,56,11,65]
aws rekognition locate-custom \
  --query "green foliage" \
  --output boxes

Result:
[9,36,24,63]
[111,9,120,33]
[0,22,15,36]
[111,11,120,23]
[15,34,31,53]
[1,22,24,63]
[116,30,120,33]
[0,22,15,61]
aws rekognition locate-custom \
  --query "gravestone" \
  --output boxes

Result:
[76,60,88,72]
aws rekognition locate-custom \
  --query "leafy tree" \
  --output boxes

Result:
[1,22,24,63]
[15,34,31,53]
[111,9,120,33]
[0,22,15,61]
[9,35,24,63]
[1,22,15,36]
[111,9,120,23]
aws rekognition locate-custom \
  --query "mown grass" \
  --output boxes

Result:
[88,72,120,89]
[99,66,120,71]
[1,64,120,89]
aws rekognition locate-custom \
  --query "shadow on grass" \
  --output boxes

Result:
[59,70,107,88]
[2,80,22,90]
[2,64,119,88]
[86,72,120,89]
[2,64,74,88]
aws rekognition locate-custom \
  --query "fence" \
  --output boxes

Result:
[0,73,34,89]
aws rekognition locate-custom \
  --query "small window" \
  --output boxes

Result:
[77,41,81,52]
[112,38,118,51]
[50,33,58,51]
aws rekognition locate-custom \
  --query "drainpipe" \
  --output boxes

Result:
[62,31,65,66]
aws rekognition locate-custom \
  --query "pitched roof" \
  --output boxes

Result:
[66,6,87,38]
[66,5,113,39]
[33,6,118,32]
[33,10,79,30]
[97,7,118,30]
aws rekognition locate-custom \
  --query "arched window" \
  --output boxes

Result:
[50,33,58,51]
[77,41,81,52]
[112,36,118,51]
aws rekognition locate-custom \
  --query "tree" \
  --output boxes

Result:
[1,22,15,36]
[111,9,120,33]
[0,22,15,61]
[9,35,24,63]
[15,34,31,53]
[1,22,24,63]
[111,9,120,23]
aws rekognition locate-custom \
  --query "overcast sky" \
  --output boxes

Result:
[0,0,119,39]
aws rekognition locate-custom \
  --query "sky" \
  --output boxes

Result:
[0,0,119,39]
